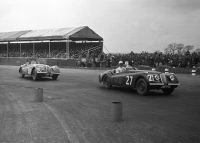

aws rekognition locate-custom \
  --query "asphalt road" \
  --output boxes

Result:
[0,65,200,143]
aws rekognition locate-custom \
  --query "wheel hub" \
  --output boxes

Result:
[139,83,145,91]
[104,79,109,85]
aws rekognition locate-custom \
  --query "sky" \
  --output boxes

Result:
[0,0,200,53]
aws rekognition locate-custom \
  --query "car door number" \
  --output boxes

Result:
[147,75,154,81]
[126,76,133,85]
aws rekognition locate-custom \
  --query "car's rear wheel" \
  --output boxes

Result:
[32,69,38,81]
[103,76,112,89]
[19,68,25,78]
[136,78,149,96]
[52,75,58,80]
[162,88,174,95]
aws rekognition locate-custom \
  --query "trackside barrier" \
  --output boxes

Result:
[0,57,76,67]
[66,59,76,67]
[111,102,122,122]
[191,70,196,76]
[165,68,169,73]
[152,68,156,71]
[34,88,43,102]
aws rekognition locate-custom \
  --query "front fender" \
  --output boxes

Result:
[99,73,112,83]
[51,66,60,73]
[133,74,150,88]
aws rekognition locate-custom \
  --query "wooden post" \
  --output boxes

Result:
[111,102,122,122]
[100,41,102,53]
[192,70,196,76]
[33,41,35,57]
[66,39,69,59]
[20,41,21,57]
[7,41,9,57]
[34,88,43,102]
[49,40,51,58]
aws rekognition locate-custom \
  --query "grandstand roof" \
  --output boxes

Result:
[0,26,103,42]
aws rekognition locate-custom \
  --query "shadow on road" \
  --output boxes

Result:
[98,86,176,98]
[21,76,57,82]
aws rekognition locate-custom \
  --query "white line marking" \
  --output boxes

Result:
[43,102,79,143]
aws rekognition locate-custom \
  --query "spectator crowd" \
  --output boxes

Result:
[0,42,102,59]
[76,51,200,68]
[0,42,200,68]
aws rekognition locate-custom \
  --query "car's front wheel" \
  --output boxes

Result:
[136,78,149,96]
[32,69,38,81]
[19,68,25,78]
[162,88,174,95]
[103,76,112,89]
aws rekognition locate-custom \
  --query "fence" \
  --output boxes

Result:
[0,57,76,67]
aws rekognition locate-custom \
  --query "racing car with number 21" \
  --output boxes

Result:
[99,67,180,96]
[19,61,60,81]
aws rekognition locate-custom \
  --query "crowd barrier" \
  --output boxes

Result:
[0,57,76,67]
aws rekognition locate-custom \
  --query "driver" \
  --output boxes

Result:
[116,61,126,73]
[125,61,132,68]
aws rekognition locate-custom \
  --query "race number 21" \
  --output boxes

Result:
[126,76,133,85]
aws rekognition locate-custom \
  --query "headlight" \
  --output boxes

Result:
[154,74,160,81]
[169,75,175,81]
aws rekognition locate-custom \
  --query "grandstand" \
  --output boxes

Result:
[0,26,103,59]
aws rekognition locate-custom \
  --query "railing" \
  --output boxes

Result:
[71,45,102,59]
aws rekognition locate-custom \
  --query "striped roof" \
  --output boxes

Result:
[0,26,103,42]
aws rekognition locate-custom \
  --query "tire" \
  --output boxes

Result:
[103,76,112,89]
[136,78,149,96]
[162,88,174,95]
[52,75,58,80]
[32,69,38,81]
[19,68,25,78]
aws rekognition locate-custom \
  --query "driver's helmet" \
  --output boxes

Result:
[31,60,36,64]
[118,61,123,65]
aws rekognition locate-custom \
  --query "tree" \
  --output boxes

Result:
[176,43,184,55]
[195,48,200,53]
[164,43,177,55]
[154,50,160,54]
[184,45,194,51]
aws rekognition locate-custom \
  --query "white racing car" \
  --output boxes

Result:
[19,61,60,81]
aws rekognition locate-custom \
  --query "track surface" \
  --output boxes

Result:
[0,65,200,143]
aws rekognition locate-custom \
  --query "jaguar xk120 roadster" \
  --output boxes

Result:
[99,68,180,96]
[19,61,60,81]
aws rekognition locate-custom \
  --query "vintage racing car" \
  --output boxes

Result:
[19,61,60,81]
[99,67,180,95]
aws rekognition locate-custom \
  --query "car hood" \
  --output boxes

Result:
[103,69,161,75]
[30,64,49,67]
[127,70,161,74]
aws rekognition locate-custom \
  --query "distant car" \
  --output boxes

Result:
[99,67,180,95]
[19,61,60,81]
